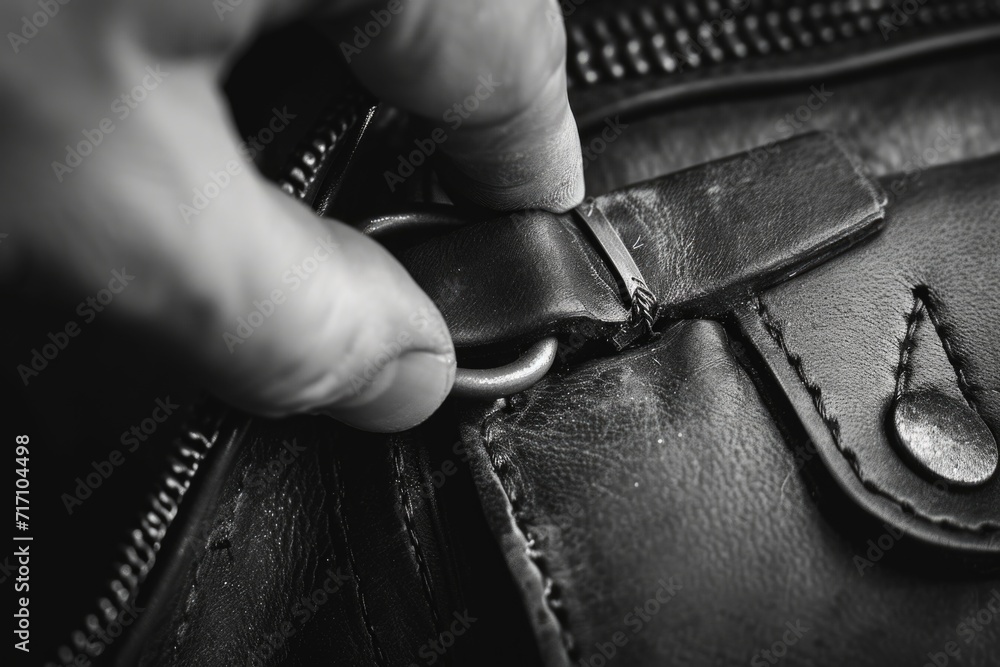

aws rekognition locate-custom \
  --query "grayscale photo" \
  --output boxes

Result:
[3,0,999,665]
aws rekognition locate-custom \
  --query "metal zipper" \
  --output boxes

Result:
[277,97,363,202]
[277,91,379,214]
[50,416,221,666]
[51,89,376,667]
[51,2,1000,663]
[565,0,1000,88]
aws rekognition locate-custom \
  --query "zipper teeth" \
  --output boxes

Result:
[48,3,1000,662]
[52,94,365,667]
[567,0,1000,87]
[277,96,362,200]
[53,420,220,666]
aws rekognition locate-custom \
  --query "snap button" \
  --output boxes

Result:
[892,391,998,487]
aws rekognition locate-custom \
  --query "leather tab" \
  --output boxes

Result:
[401,132,886,356]
[734,152,1000,554]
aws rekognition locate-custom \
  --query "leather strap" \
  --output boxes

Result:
[399,132,886,359]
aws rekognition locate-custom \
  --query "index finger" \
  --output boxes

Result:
[329,0,585,213]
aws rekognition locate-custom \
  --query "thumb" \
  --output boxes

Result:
[199,188,458,432]
[5,60,455,432]
[209,188,458,432]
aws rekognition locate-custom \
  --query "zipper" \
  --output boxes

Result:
[564,0,1000,89]
[51,87,377,666]
[52,411,222,666]
[277,92,379,214]
[51,2,1000,663]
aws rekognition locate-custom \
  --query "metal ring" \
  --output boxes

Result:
[356,208,559,400]
[358,204,473,243]
[451,337,559,399]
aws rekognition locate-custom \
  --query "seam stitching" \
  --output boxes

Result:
[333,458,388,667]
[916,287,988,417]
[752,295,1000,535]
[892,291,924,401]
[480,397,579,662]
[391,444,443,634]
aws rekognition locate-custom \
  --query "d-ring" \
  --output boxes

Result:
[356,207,560,400]
[451,337,559,399]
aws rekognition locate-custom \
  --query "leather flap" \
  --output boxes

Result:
[400,132,886,355]
[736,154,1000,555]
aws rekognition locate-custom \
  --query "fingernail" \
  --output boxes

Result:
[324,350,455,433]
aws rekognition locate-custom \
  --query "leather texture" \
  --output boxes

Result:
[402,132,885,356]
[44,6,1000,666]
[572,50,1000,198]
[461,319,1000,667]
[118,412,540,667]
[736,153,1000,554]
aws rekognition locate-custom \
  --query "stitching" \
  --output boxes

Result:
[391,443,443,634]
[915,286,988,417]
[892,290,924,401]
[896,287,993,416]
[333,458,388,667]
[752,295,1000,535]
[480,397,579,661]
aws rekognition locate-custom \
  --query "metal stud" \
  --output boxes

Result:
[892,392,998,487]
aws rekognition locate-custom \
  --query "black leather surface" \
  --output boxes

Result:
[402,132,885,357]
[736,153,1000,553]
[43,13,1000,667]
[574,49,1000,197]
[117,409,541,667]
[461,320,1000,667]
[124,416,452,667]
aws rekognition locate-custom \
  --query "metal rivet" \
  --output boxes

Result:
[892,392,998,487]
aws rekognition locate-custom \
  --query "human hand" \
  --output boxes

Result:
[1,0,583,431]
